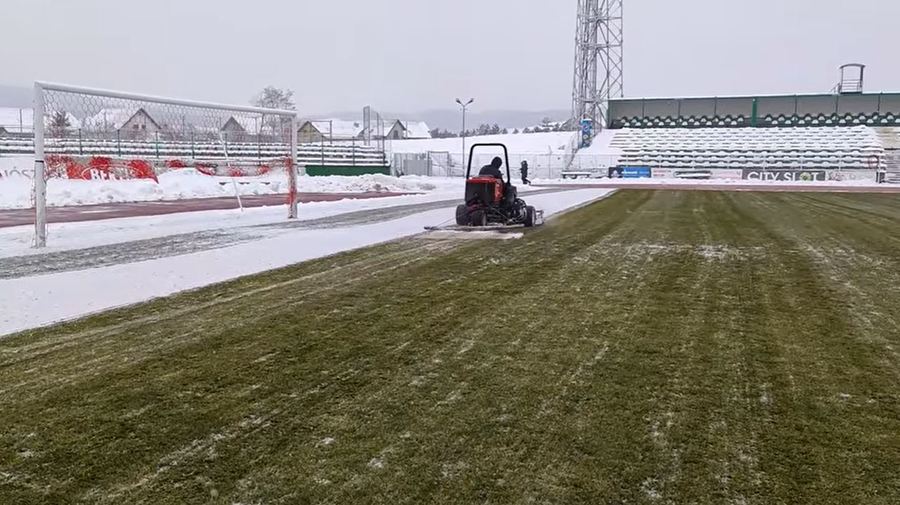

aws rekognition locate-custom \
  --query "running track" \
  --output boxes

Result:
[0,192,410,228]
[3,183,899,229]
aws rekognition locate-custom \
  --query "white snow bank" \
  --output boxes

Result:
[0,188,614,336]
[0,161,462,209]
[298,174,459,194]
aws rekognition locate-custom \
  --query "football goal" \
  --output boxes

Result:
[32,81,299,247]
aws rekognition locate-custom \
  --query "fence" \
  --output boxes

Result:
[391,150,898,180]
[392,151,615,180]
[0,134,389,169]
[0,107,32,135]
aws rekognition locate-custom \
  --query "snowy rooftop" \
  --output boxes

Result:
[222,116,262,134]
[308,119,364,139]
[85,108,141,130]
[398,120,431,139]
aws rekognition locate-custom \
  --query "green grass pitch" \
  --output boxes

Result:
[1,190,899,504]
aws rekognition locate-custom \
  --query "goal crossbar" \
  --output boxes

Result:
[35,81,297,118]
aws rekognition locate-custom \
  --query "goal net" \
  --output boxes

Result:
[32,82,299,247]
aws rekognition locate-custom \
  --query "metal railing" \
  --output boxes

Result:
[0,133,389,167]
[392,151,615,180]
[392,150,890,180]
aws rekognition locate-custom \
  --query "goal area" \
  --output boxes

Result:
[32,82,299,247]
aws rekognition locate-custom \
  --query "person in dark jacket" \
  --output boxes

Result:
[478,156,504,180]
[520,160,531,185]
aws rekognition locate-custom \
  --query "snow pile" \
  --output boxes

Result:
[0,169,464,209]
[298,174,460,194]
[0,169,288,209]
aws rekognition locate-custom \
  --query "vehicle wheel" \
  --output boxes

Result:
[524,206,536,228]
[455,204,468,226]
[470,210,487,227]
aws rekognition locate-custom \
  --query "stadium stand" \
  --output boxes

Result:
[608,93,900,129]
[594,91,900,177]
[607,126,883,170]
[0,136,389,173]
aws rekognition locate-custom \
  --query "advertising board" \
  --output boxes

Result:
[742,169,827,182]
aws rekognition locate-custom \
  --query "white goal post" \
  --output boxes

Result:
[32,81,300,247]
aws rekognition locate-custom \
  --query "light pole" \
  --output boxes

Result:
[456,98,474,173]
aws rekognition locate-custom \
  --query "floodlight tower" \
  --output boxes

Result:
[572,0,624,130]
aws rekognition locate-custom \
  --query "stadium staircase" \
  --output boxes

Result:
[607,126,883,171]
[874,127,900,183]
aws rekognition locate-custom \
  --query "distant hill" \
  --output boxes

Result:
[0,84,31,107]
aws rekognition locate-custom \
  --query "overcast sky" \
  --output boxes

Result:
[1,0,898,114]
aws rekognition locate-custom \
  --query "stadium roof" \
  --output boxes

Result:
[613,90,900,101]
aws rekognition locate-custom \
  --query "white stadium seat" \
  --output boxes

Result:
[608,126,885,171]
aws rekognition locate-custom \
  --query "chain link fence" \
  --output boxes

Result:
[392,151,617,179]
[35,85,297,181]
[0,107,32,136]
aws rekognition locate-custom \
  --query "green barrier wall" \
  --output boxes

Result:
[305,165,391,176]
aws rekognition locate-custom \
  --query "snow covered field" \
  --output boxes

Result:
[0,188,613,336]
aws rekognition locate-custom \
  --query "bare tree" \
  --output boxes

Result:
[252,86,296,138]
[48,111,72,137]
[253,86,296,110]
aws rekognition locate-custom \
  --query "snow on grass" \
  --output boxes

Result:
[3,191,900,503]
[0,189,613,336]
